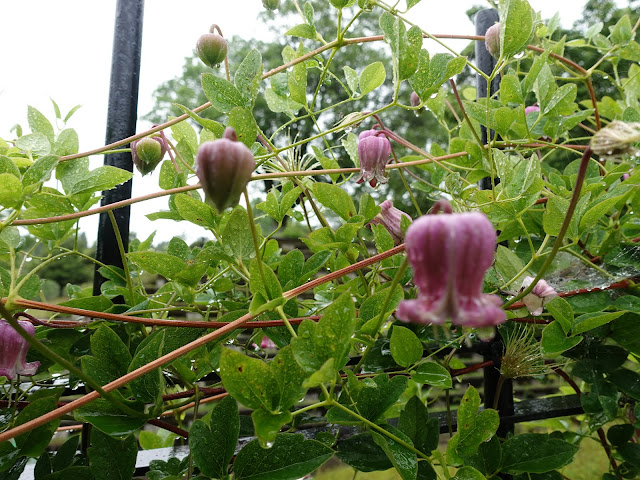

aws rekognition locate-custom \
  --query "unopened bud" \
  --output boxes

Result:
[196,28,228,68]
[131,135,168,176]
[410,91,421,108]
[262,0,280,10]
[485,22,500,58]
[590,121,640,158]
[196,127,256,211]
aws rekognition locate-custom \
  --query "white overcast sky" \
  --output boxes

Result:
[0,0,601,245]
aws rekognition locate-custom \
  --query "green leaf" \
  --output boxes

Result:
[608,368,640,401]
[541,84,577,115]
[457,393,499,456]
[291,293,356,374]
[336,433,394,472]
[372,425,417,480]
[500,72,524,104]
[81,326,131,386]
[287,44,308,106]
[222,207,255,259]
[0,173,22,208]
[541,321,582,357]
[343,66,359,95]
[453,466,487,480]
[235,49,263,105]
[412,362,452,389]
[75,397,148,437]
[16,133,51,156]
[22,154,58,187]
[398,396,439,455]
[128,331,165,404]
[379,13,423,81]
[571,311,625,335]
[501,434,579,473]
[174,193,217,228]
[189,395,239,479]
[202,74,247,113]
[27,106,54,144]
[52,128,79,156]
[389,326,423,367]
[410,51,466,100]
[579,186,634,232]
[610,14,633,45]
[88,429,137,480]
[228,107,258,147]
[500,0,534,57]
[234,434,333,480]
[219,348,275,411]
[312,182,356,221]
[359,62,386,95]
[406,0,422,8]
[128,251,187,280]
[69,166,132,195]
[15,397,60,457]
[545,297,573,334]
[542,195,569,237]
[285,23,317,39]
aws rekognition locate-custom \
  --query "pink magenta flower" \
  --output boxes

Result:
[260,336,277,349]
[355,129,391,188]
[196,127,256,211]
[410,91,421,108]
[396,200,505,327]
[369,200,412,245]
[519,276,557,316]
[524,104,540,115]
[0,319,40,379]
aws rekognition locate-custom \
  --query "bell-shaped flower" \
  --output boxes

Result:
[369,200,412,245]
[196,26,228,68]
[0,319,40,379]
[485,22,501,58]
[396,201,505,327]
[355,129,391,188]
[196,127,256,211]
[519,276,557,316]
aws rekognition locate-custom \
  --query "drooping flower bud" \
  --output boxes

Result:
[524,104,540,115]
[0,319,40,379]
[131,134,168,176]
[410,91,421,108]
[196,127,256,212]
[396,200,505,327]
[590,121,640,159]
[196,27,228,68]
[519,276,557,316]
[485,22,501,58]
[262,0,280,10]
[260,336,277,349]
[355,129,391,188]
[369,200,412,245]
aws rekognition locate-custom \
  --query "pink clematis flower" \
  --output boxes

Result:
[260,336,277,349]
[355,129,391,188]
[369,200,412,245]
[519,276,557,316]
[0,319,40,379]
[396,200,505,327]
[524,104,540,115]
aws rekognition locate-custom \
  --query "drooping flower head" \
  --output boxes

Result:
[355,129,391,188]
[519,276,557,316]
[0,319,40,379]
[396,200,505,327]
[485,22,501,58]
[196,127,256,212]
[369,200,412,245]
[196,25,228,68]
[131,131,168,176]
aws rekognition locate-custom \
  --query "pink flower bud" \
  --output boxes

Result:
[260,336,277,349]
[410,91,421,108]
[0,319,40,379]
[196,127,256,211]
[355,129,391,188]
[131,135,168,176]
[519,276,557,316]
[196,30,228,68]
[524,104,540,115]
[485,23,500,58]
[396,201,505,327]
[369,200,412,245]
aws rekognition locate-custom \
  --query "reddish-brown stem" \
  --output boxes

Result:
[450,360,494,377]
[147,419,189,439]
[553,367,621,479]
[0,244,406,442]
[449,78,484,148]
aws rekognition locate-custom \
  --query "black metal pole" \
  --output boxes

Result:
[93,0,145,297]
[475,8,501,191]
[475,10,515,476]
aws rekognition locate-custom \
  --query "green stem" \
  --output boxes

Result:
[108,211,136,306]
[243,189,267,285]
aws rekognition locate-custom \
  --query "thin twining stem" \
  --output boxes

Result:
[11,153,465,227]
[0,244,405,443]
